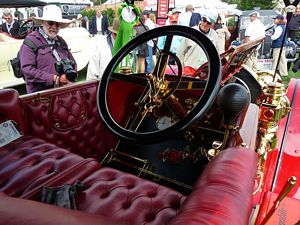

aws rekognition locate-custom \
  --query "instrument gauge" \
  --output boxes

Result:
[156,116,172,130]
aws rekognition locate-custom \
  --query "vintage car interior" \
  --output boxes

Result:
[1,1,299,224]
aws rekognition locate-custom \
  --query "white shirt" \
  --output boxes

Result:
[145,18,155,47]
[96,16,102,33]
[87,35,112,80]
[271,25,283,41]
[244,19,265,41]
[178,11,192,26]
[177,27,218,69]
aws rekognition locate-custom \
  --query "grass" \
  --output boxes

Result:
[282,62,300,86]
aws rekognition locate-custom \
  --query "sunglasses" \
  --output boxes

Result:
[46,21,61,27]
[202,17,211,25]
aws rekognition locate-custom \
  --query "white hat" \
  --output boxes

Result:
[249,11,260,17]
[33,5,71,28]
[172,8,181,14]
[202,13,217,24]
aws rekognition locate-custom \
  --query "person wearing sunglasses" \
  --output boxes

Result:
[177,14,218,72]
[1,9,21,38]
[19,5,77,93]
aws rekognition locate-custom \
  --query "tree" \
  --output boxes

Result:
[222,0,279,10]
[80,8,115,25]
[102,8,116,25]
[93,0,108,6]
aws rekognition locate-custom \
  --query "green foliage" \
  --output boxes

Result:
[222,0,240,4]
[80,8,96,20]
[222,0,279,10]
[93,0,108,5]
[239,0,278,10]
[227,17,236,27]
[80,7,115,25]
[102,8,116,26]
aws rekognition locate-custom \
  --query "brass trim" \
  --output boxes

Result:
[259,176,297,225]
[101,149,193,191]
[31,94,50,103]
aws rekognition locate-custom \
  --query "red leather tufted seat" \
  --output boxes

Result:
[0,89,28,133]
[0,195,130,225]
[20,81,118,159]
[169,147,258,225]
[76,167,186,225]
[65,147,256,225]
[0,135,100,198]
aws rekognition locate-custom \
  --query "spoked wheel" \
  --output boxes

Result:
[97,25,221,143]
[19,19,34,38]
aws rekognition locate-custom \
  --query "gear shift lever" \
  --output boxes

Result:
[217,83,250,149]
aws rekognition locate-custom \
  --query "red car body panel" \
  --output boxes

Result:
[255,78,300,224]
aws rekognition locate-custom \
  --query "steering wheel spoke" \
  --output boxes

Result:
[97,26,221,143]
[19,19,34,38]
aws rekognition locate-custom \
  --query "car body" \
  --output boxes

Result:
[1,1,300,225]
[226,9,297,71]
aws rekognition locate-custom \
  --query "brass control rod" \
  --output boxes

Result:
[259,176,297,225]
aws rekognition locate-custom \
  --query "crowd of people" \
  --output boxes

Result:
[86,5,299,84]
[242,10,293,77]
[1,3,299,93]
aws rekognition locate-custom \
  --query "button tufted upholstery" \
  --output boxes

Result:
[0,196,130,225]
[0,135,100,197]
[0,85,258,225]
[75,167,186,225]
[20,81,118,159]
[0,89,28,133]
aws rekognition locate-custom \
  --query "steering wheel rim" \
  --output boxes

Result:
[97,25,221,143]
[19,19,34,38]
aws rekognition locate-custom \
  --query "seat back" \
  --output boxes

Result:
[0,89,28,133]
[20,81,117,159]
[0,135,98,197]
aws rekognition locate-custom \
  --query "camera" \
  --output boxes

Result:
[54,59,77,82]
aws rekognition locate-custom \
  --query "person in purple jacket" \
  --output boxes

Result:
[20,5,76,93]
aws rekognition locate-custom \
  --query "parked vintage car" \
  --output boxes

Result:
[1,1,300,225]
[226,9,298,71]
[0,2,93,89]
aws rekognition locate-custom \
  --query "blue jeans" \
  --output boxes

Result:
[145,46,153,73]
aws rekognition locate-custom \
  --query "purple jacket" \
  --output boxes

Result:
[20,30,75,93]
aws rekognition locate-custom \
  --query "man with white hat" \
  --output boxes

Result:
[177,14,218,70]
[243,11,266,72]
[87,18,120,80]
[20,5,76,93]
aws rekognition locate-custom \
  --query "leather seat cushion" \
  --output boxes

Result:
[0,196,130,225]
[0,135,99,197]
[76,167,187,225]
